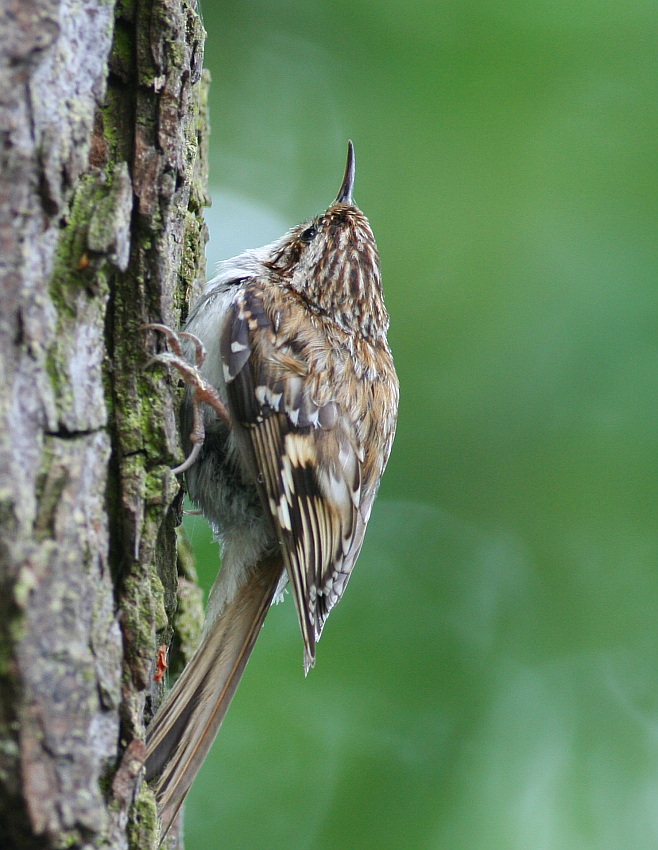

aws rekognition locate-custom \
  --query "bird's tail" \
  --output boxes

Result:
[145,554,283,840]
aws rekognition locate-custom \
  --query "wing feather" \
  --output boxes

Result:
[221,282,381,670]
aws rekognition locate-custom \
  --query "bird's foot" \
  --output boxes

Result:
[143,323,230,474]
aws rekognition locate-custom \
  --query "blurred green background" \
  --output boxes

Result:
[183,2,658,847]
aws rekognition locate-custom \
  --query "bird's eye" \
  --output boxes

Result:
[300,225,317,243]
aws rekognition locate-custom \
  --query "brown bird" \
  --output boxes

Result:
[144,141,399,838]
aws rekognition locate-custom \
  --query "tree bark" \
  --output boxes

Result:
[0,1,208,848]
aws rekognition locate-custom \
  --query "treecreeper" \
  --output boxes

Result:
[144,142,399,839]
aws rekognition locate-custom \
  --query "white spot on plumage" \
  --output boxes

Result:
[308,409,319,427]
[277,494,292,530]
[281,455,295,499]
[255,385,284,410]
[319,469,348,508]
[284,432,316,467]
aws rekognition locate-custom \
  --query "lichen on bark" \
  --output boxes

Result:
[0,1,210,848]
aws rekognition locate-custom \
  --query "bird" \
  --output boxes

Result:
[143,141,399,838]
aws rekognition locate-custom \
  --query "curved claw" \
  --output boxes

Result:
[143,324,207,368]
[142,323,186,358]
[179,331,206,368]
[144,352,176,371]
[144,350,207,389]
[142,321,231,476]
[171,441,203,476]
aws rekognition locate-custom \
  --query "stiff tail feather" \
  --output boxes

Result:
[145,554,283,840]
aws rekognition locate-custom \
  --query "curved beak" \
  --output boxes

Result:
[335,140,355,204]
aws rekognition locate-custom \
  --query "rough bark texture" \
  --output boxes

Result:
[0,1,208,848]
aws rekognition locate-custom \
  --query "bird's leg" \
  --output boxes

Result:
[143,323,231,475]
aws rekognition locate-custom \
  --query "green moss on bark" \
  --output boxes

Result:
[128,783,159,850]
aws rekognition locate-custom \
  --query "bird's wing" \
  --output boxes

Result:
[221,282,370,671]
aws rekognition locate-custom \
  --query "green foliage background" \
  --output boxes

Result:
[183,2,658,847]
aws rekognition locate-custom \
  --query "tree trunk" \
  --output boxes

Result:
[0,1,209,848]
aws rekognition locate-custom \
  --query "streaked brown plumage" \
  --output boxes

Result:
[144,142,399,839]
